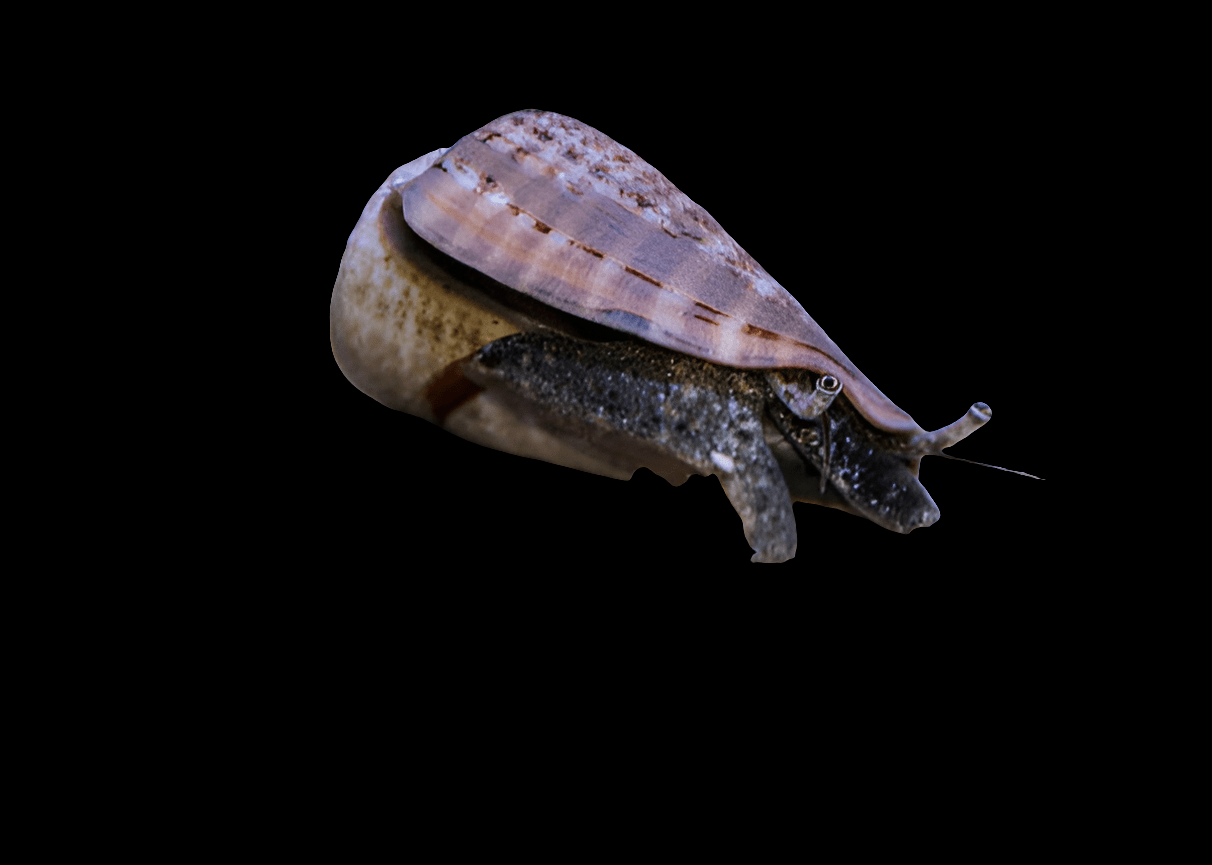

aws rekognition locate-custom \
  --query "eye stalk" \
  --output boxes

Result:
[767,370,843,420]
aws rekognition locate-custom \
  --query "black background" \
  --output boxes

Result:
[316,95,1061,579]
[281,20,1082,599]
[181,23,1111,769]
[186,17,1111,796]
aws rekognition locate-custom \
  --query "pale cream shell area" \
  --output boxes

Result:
[330,152,694,486]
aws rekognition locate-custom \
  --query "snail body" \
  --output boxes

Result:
[331,110,993,562]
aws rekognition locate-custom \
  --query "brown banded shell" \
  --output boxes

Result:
[401,110,922,436]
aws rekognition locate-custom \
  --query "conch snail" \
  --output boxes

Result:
[330,110,1027,563]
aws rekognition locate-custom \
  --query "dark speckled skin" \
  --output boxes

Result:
[466,332,939,562]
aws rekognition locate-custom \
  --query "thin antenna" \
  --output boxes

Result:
[937,453,1043,480]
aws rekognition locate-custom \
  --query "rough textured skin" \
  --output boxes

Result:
[465,332,942,561]
[766,386,940,533]
[402,109,924,436]
[466,332,798,563]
